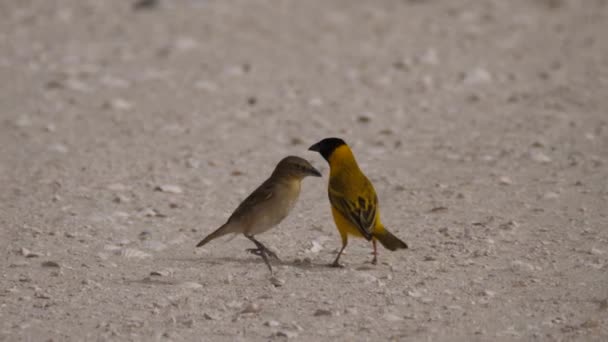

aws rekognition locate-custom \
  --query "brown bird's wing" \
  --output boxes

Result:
[328,179,377,240]
[227,178,275,223]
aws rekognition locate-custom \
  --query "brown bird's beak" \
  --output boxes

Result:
[308,166,322,177]
[308,142,321,152]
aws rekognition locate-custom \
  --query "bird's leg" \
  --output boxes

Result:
[331,245,347,268]
[245,236,280,260]
[259,243,280,260]
[331,234,348,268]
[371,239,378,265]
[245,235,274,273]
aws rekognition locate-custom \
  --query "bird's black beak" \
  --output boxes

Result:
[308,166,322,177]
[308,142,321,152]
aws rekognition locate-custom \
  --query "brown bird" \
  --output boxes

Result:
[196,156,321,273]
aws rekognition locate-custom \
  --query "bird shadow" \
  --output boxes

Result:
[168,254,335,271]
[123,277,179,286]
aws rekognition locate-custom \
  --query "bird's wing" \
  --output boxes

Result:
[228,178,275,221]
[328,179,377,239]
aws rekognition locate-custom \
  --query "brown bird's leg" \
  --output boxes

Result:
[331,233,348,268]
[246,238,280,260]
[245,235,274,273]
[371,239,378,265]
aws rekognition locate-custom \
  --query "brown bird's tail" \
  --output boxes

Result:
[374,228,408,251]
[196,222,235,247]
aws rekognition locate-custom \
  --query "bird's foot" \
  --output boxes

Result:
[266,249,280,261]
[246,249,274,273]
[246,248,280,261]
[329,261,345,268]
[246,248,263,256]
[370,257,378,265]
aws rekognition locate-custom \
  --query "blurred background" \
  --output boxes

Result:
[1,0,607,340]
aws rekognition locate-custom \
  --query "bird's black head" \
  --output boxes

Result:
[308,137,346,161]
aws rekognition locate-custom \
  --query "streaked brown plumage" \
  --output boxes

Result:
[196,156,321,273]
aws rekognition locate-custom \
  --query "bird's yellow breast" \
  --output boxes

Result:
[326,144,384,238]
[331,206,368,237]
[327,145,358,175]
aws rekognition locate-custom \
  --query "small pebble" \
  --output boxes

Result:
[20,248,41,258]
[542,192,559,200]
[45,123,56,132]
[511,260,536,272]
[269,276,285,287]
[241,303,261,314]
[580,319,599,329]
[482,290,496,297]
[226,301,242,309]
[9,260,29,268]
[113,194,130,203]
[140,208,165,217]
[498,176,512,185]
[150,269,172,277]
[308,240,323,254]
[120,248,152,259]
[133,0,160,11]
[194,80,218,92]
[383,313,403,322]
[155,185,183,194]
[407,290,422,298]
[499,220,518,230]
[203,312,218,320]
[49,143,68,153]
[41,261,61,268]
[264,320,280,327]
[313,309,333,316]
[275,330,298,339]
[34,291,52,300]
[357,115,372,123]
[344,307,358,315]
[529,150,552,163]
[15,115,32,128]
[462,67,492,85]
[102,98,133,111]
[290,137,303,145]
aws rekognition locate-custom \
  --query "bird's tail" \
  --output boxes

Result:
[196,222,235,247]
[374,228,408,251]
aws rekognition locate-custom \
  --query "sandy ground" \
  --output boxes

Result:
[1,0,607,341]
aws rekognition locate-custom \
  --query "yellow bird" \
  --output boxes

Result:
[196,156,321,273]
[309,138,408,266]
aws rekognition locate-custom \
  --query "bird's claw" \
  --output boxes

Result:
[330,262,345,268]
[266,250,280,261]
[246,248,280,261]
[246,248,263,256]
